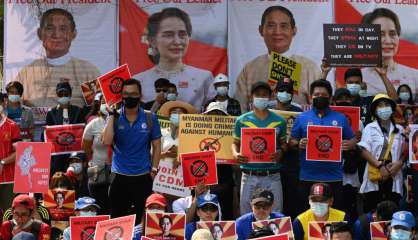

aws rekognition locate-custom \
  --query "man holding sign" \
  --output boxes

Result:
[232,82,287,214]
[290,80,356,210]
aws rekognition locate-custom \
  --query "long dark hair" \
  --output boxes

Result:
[396,84,414,105]
[84,94,103,121]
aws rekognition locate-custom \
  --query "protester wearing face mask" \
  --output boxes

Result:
[144,78,171,113]
[82,93,111,214]
[204,74,241,116]
[62,197,100,240]
[0,195,50,240]
[5,81,34,141]
[236,189,285,240]
[289,80,356,211]
[358,94,407,213]
[388,211,416,240]
[232,82,288,215]
[102,79,162,223]
[396,84,414,105]
[66,152,89,198]
[293,183,347,240]
[274,78,302,112]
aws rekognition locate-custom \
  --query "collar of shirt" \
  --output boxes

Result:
[312,107,331,117]
[121,106,143,124]
[47,52,71,66]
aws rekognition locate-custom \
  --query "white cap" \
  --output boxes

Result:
[213,73,229,84]
[191,229,214,240]
[203,102,229,115]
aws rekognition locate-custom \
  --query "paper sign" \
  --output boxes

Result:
[43,189,75,221]
[330,106,360,132]
[180,151,218,187]
[308,222,331,240]
[70,215,110,240]
[370,221,389,240]
[323,24,382,67]
[254,233,289,240]
[267,51,302,94]
[44,124,85,155]
[409,124,418,163]
[141,237,153,240]
[94,215,136,240]
[158,115,171,130]
[307,125,342,162]
[13,142,52,193]
[241,128,276,163]
[152,160,191,198]
[81,78,101,106]
[145,212,186,240]
[98,64,131,106]
[252,217,294,239]
[178,114,237,164]
[197,221,236,240]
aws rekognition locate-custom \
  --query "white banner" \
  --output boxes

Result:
[152,160,191,198]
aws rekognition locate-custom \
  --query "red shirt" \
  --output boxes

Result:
[0,220,50,240]
[0,117,20,183]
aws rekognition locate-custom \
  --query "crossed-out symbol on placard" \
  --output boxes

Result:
[250,136,267,154]
[315,134,333,152]
[109,77,124,94]
[55,132,76,146]
[80,226,96,240]
[190,160,208,178]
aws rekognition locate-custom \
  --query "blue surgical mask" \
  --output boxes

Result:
[79,211,97,217]
[170,113,180,127]
[390,229,412,240]
[216,86,228,96]
[8,95,21,103]
[253,97,269,110]
[399,92,410,102]
[359,90,368,98]
[309,201,329,217]
[376,106,393,121]
[276,91,292,103]
[166,93,177,101]
[70,163,83,175]
[58,97,70,105]
[346,84,361,96]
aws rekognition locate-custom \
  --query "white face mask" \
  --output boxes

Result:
[100,104,108,115]
[376,106,393,121]
[310,201,329,217]
[58,97,71,105]
[79,211,97,217]
[216,86,228,96]
[147,209,165,214]
[70,163,83,174]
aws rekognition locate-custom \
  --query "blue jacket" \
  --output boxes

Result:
[236,212,285,240]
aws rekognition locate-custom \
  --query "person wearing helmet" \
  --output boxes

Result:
[358,94,408,213]
[204,74,241,116]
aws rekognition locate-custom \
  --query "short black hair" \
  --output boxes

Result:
[376,201,398,221]
[310,79,333,96]
[344,68,363,83]
[167,82,177,90]
[397,84,414,105]
[6,81,24,96]
[154,78,170,89]
[40,8,76,31]
[329,222,353,238]
[122,78,142,94]
[261,6,296,28]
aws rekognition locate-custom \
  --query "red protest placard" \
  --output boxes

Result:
[307,125,342,162]
[254,233,289,240]
[197,221,236,240]
[95,215,136,240]
[70,215,110,240]
[13,142,52,193]
[43,189,75,221]
[81,78,101,106]
[98,64,131,106]
[370,221,390,240]
[141,237,153,240]
[145,212,186,240]
[308,221,346,240]
[180,151,218,188]
[330,106,360,132]
[44,124,85,155]
[241,128,276,163]
[252,217,294,239]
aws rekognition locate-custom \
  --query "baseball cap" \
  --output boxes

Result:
[203,102,229,115]
[333,88,351,100]
[251,189,274,205]
[309,183,332,200]
[12,194,36,210]
[12,232,36,240]
[56,82,72,94]
[275,78,294,93]
[75,197,100,210]
[213,73,229,84]
[145,193,167,208]
[251,82,272,95]
[391,211,416,230]
[197,193,219,208]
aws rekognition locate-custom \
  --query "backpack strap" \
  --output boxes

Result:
[359,214,370,239]
[144,110,153,131]
[31,220,42,239]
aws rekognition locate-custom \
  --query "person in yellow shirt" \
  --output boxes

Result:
[292,183,347,240]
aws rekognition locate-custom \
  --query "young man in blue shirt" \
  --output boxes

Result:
[232,82,287,215]
[289,79,357,211]
[102,79,162,223]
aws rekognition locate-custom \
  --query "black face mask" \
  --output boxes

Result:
[313,97,330,110]
[335,101,352,106]
[123,97,140,109]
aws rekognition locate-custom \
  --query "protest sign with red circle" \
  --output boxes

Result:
[180,151,217,187]
[98,64,131,106]
[241,128,276,163]
[307,125,342,162]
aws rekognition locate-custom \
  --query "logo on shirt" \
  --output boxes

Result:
[332,120,338,126]
[250,136,267,154]
[178,81,189,88]
[141,123,147,129]
[109,77,124,94]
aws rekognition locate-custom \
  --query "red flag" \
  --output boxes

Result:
[70,215,110,240]
[241,128,276,163]
[13,142,52,193]
[98,64,131,106]
[307,126,342,162]
[181,151,218,188]
[44,124,85,155]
